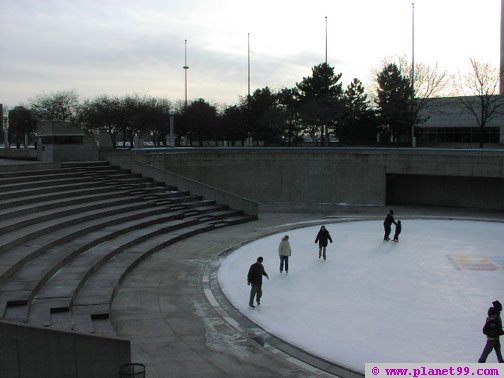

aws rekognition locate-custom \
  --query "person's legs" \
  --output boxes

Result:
[494,340,504,363]
[256,284,262,305]
[384,225,391,240]
[279,256,284,273]
[478,340,494,363]
[249,284,257,307]
[285,256,289,273]
[323,246,327,260]
[318,246,322,258]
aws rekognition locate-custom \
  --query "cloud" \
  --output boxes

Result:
[0,0,500,107]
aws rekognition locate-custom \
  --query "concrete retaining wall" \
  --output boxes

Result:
[128,149,387,206]
[0,320,131,378]
[106,148,504,210]
[107,150,259,216]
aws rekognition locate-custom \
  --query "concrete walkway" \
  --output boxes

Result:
[111,205,504,378]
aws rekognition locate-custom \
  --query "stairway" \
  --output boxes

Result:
[0,161,255,335]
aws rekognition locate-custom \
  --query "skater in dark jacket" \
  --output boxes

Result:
[478,305,504,362]
[393,220,402,242]
[383,210,397,241]
[315,226,332,260]
[247,257,269,308]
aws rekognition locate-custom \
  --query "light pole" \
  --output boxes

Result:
[325,16,328,64]
[169,109,175,148]
[248,33,251,98]
[183,40,189,109]
[411,2,416,148]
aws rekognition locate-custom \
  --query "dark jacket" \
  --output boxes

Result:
[384,214,396,227]
[247,262,268,285]
[483,313,502,339]
[315,229,332,247]
[395,222,402,234]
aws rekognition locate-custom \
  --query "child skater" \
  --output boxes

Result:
[393,220,402,242]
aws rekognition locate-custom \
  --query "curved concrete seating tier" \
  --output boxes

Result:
[0,161,255,336]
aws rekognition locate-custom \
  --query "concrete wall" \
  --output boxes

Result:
[0,320,131,378]
[0,148,37,160]
[106,148,504,210]
[129,149,387,206]
[107,150,259,216]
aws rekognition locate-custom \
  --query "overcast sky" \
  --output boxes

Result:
[0,0,501,109]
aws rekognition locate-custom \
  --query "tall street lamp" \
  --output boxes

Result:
[411,2,416,148]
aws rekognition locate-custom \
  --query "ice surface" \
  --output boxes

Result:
[218,220,504,373]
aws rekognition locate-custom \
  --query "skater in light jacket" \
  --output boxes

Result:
[278,235,291,274]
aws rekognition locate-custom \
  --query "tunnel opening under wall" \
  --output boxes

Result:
[386,174,504,210]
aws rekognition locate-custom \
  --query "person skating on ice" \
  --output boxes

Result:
[478,304,504,362]
[315,225,332,260]
[278,235,291,274]
[383,209,397,241]
[247,256,269,308]
[393,220,402,242]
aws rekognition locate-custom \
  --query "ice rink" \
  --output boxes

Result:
[218,219,504,373]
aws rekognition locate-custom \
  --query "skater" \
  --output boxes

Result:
[393,220,402,242]
[478,305,504,362]
[247,256,269,308]
[383,209,397,240]
[315,225,332,260]
[278,235,291,274]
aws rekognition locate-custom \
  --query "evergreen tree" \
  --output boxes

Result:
[376,63,412,143]
[295,63,344,146]
[341,79,377,144]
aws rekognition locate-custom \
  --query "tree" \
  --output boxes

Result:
[221,105,248,146]
[277,87,304,146]
[340,79,377,145]
[396,57,449,144]
[179,99,219,146]
[373,57,449,145]
[80,95,124,147]
[456,58,504,148]
[149,98,172,147]
[240,87,282,146]
[295,63,344,146]
[8,106,37,147]
[30,90,80,123]
[375,63,412,143]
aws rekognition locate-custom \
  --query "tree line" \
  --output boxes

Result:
[5,58,502,148]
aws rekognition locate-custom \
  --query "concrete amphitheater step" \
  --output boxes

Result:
[0,203,230,321]
[0,197,172,255]
[0,181,162,211]
[0,176,157,200]
[31,215,252,335]
[0,169,148,189]
[0,196,154,236]
[0,200,220,297]
[0,190,158,220]
[0,161,257,340]
[0,186,194,236]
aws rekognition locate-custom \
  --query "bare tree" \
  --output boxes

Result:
[30,90,80,123]
[396,56,450,133]
[456,58,504,148]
